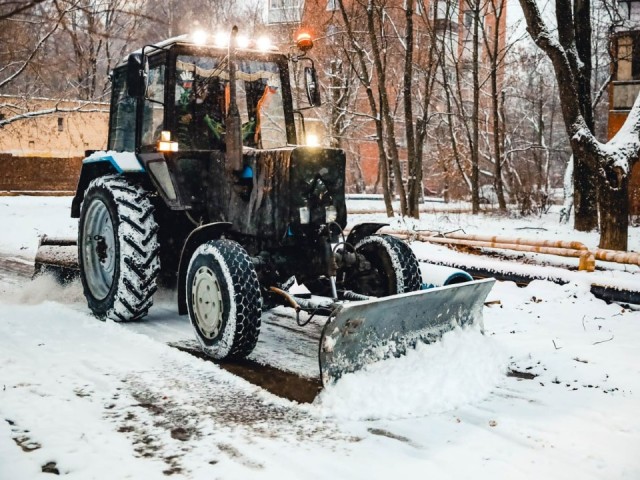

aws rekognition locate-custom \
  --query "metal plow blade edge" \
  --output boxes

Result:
[34,236,79,282]
[318,278,496,386]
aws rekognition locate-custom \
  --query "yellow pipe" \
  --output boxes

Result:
[594,249,640,266]
[269,287,301,311]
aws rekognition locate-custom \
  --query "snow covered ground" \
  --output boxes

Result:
[1,196,639,479]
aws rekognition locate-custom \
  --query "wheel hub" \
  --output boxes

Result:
[94,235,108,263]
[192,266,224,339]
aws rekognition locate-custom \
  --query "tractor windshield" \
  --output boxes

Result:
[174,55,288,150]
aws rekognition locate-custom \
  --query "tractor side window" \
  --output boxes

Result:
[237,60,287,149]
[141,63,165,146]
[108,68,136,151]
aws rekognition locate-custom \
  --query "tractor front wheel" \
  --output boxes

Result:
[345,234,421,297]
[186,240,262,359]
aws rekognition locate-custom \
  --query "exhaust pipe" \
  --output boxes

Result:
[225,25,243,173]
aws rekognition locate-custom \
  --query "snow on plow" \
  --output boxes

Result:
[319,278,495,385]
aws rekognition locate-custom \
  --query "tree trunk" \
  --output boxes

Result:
[366,1,407,216]
[403,2,420,218]
[572,0,599,231]
[573,157,599,231]
[598,176,629,250]
[471,0,480,214]
[336,0,394,217]
[492,59,506,211]
[411,119,426,217]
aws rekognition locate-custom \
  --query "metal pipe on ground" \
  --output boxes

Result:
[380,228,590,251]
[385,230,596,272]
[594,249,640,267]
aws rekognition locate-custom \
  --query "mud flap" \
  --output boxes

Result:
[34,236,79,282]
[319,278,495,385]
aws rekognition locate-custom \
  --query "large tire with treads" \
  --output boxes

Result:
[78,175,160,321]
[186,239,262,360]
[346,234,421,297]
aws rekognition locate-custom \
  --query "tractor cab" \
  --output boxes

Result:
[109,35,299,155]
[96,31,345,243]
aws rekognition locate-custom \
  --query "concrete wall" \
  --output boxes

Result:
[0,95,109,157]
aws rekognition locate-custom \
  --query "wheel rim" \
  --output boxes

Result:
[349,242,394,297]
[82,199,116,300]
[192,266,224,339]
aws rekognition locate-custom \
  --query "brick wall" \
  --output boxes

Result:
[0,154,82,192]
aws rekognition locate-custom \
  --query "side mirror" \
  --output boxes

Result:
[126,53,147,97]
[304,66,321,107]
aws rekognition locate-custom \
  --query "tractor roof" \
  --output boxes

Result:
[118,34,283,67]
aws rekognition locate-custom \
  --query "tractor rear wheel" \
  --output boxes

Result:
[346,234,421,297]
[186,240,262,359]
[78,175,160,321]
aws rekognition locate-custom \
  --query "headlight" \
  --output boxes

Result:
[157,131,179,152]
[192,30,208,45]
[325,205,337,223]
[306,133,319,147]
[214,32,229,48]
[256,36,272,51]
[299,206,310,224]
[237,35,250,49]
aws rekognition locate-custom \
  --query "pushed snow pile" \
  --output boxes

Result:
[315,326,507,420]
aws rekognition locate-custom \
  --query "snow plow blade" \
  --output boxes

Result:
[319,278,495,385]
[33,235,79,282]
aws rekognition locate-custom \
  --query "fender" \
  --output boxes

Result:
[177,222,233,315]
[70,152,146,218]
[345,222,388,248]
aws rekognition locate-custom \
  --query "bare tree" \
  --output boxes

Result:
[0,0,47,21]
[0,1,66,93]
[334,0,395,216]
[519,0,636,249]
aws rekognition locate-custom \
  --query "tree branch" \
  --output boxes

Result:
[0,103,108,128]
[0,4,70,90]
[0,0,46,22]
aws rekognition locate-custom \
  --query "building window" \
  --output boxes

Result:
[327,0,338,11]
[270,0,285,8]
[615,35,640,81]
[327,24,338,43]
[463,10,474,29]
[57,117,64,132]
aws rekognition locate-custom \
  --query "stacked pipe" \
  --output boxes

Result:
[376,228,640,272]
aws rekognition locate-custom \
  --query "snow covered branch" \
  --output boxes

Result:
[0,104,108,128]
